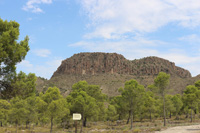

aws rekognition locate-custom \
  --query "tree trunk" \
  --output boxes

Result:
[191,107,193,122]
[126,110,131,124]
[16,120,18,133]
[130,99,133,129]
[140,112,143,122]
[185,113,188,118]
[63,118,66,131]
[150,110,152,122]
[26,121,28,129]
[175,113,178,120]
[0,121,2,127]
[67,120,70,129]
[83,117,87,127]
[29,122,31,131]
[119,114,121,120]
[50,117,53,133]
[170,111,172,119]
[80,114,84,133]
[163,93,166,126]
[175,109,178,120]
[61,119,63,127]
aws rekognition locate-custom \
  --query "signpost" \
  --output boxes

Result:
[73,113,82,133]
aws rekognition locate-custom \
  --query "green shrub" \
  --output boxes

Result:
[150,127,161,132]
[133,128,141,133]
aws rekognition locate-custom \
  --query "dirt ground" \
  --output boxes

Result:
[156,124,200,133]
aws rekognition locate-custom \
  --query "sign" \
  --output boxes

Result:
[73,113,82,120]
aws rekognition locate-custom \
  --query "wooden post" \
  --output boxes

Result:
[75,121,77,133]
[73,113,82,133]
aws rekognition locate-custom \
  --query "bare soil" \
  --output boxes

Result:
[156,124,200,133]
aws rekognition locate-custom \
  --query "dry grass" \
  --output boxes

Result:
[1,117,200,133]
[38,73,198,98]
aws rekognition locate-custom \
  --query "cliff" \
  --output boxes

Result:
[35,52,200,97]
[52,52,191,78]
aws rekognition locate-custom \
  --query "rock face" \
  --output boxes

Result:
[132,57,191,78]
[35,52,199,97]
[52,52,191,78]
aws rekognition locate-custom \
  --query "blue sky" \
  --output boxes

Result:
[1,0,200,79]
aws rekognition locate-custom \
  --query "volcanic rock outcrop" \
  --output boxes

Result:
[36,52,196,97]
[52,52,191,78]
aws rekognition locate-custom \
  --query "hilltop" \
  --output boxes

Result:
[36,52,199,97]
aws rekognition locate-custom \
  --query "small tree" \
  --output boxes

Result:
[144,91,156,121]
[67,90,98,132]
[47,99,66,133]
[9,97,29,132]
[42,87,65,133]
[5,72,37,99]
[106,105,118,123]
[195,80,200,90]
[154,72,170,126]
[110,95,128,120]
[172,94,183,119]
[35,95,48,125]
[120,79,145,129]
[58,101,70,130]
[25,95,38,129]
[0,99,11,126]
[182,85,200,122]
[71,81,106,126]
[165,95,175,118]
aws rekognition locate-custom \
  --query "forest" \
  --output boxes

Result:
[1,19,200,133]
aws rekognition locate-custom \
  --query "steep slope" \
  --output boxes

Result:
[52,52,191,78]
[37,52,198,97]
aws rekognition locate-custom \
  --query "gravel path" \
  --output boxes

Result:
[155,125,200,133]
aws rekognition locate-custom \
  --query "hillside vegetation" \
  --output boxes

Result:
[2,72,200,132]
[2,18,200,133]
[37,52,200,97]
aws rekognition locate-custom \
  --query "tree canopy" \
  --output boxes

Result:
[153,72,170,126]
[0,18,29,98]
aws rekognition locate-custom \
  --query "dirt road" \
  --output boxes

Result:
[155,124,200,133]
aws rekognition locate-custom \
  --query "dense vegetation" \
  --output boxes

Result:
[1,18,200,133]
[1,72,200,132]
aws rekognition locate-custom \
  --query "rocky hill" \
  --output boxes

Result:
[52,52,191,78]
[37,52,199,97]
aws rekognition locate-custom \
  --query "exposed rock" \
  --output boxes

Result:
[52,52,191,78]
[33,52,200,97]
[35,52,196,97]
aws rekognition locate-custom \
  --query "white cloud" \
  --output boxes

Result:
[22,0,53,13]
[69,37,170,59]
[79,0,200,39]
[159,53,200,77]
[17,60,33,68]
[17,58,62,79]
[73,0,200,77]
[46,58,62,69]
[179,34,200,43]
[69,37,200,77]
[161,54,199,65]
[183,64,200,77]
[33,49,51,57]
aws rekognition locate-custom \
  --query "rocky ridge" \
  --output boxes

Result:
[52,52,191,78]
[36,52,198,97]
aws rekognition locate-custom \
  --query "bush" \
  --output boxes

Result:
[133,128,141,133]
[150,127,161,132]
